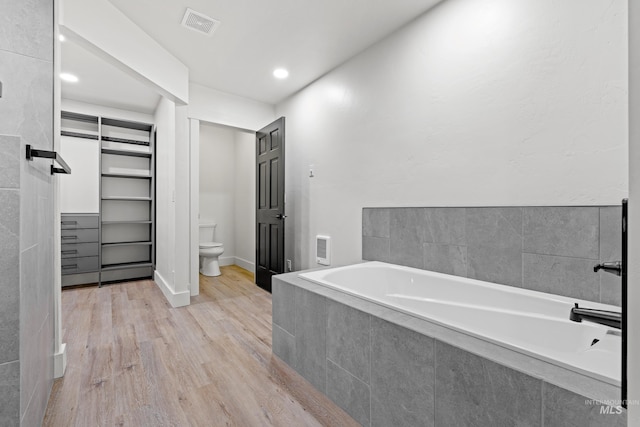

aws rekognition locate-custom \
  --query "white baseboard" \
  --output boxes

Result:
[54,343,67,378]
[219,256,236,267]
[234,257,255,273]
[154,271,190,307]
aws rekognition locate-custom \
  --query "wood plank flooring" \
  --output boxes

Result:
[43,266,359,427]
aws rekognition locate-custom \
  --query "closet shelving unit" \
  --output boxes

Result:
[60,112,101,287]
[61,111,100,140]
[60,111,156,286]
[99,117,155,285]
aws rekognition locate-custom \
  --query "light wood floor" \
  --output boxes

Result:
[43,266,359,427]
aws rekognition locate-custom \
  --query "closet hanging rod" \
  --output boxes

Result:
[26,144,71,175]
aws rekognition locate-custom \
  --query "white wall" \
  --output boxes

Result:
[155,96,190,306]
[234,130,256,271]
[276,0,628,270]
[58,136,99,213]
[199,123,256,271]
[200,123,237,265]
[189,83,276,131]
[174,105,191,297]
[154,96,175,297]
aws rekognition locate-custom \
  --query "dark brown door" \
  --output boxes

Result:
[255,117,285,292]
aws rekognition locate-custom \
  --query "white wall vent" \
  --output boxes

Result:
[316,235,331,266]
[181,8,220,37]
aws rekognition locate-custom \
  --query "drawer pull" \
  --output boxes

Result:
[61,250,78,255]
[62,265,77,269]
[61,221,77,225]
[61,236,78,240]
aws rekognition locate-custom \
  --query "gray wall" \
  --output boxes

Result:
[0,0,55,425]
[363,206,622,306]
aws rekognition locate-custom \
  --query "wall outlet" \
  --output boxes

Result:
[287,259,292,271]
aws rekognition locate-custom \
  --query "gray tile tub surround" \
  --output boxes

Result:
[272,272,627,427]
[273,279,436,426]
[362,206,623,305]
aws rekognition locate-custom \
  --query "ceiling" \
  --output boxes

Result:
[61,0,443,113]
[61,40,162,114]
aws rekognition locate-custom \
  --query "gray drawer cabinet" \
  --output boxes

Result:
[61,215,99,230]
[61,256,99,275]
[61,242,99,258]
[61,213,99,277]
[61,228,99,243]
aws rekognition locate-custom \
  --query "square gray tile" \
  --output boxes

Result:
[362,236,390,262]
[327,360,370,427]
[435,341,541,427]
[424,208,465,245]
[543,382,626,427]
[371,318,435,427]
[0,190,19,365]
[523,253,600,301]
[598,207,623,306]
[466,207,522,250]
[600,206,622,261]
[272,278,295,334]
[467,245,522,287]
[0,190,19,237]
[600,274,622,306]
[272,324,295,368]
[389,208,426,269]
[0,0,53,61]
[0,360,20,427]
[423,243,466,276]
[327,300,370,383]
[294,288,327,392]
[0,135,20,189]
[0,51,53,148]
[363,208,390,238]
[21,313,54,423]
[523,207,599,259]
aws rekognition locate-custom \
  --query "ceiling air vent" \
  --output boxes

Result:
[181,8,220,36]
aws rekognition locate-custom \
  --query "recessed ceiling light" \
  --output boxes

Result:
[59,34,65,42]
[273,68,289,79]
[60,73,78,83]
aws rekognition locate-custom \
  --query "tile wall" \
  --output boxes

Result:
[0,0,55,425]
[363,206,622,305]
[273,280,627,427]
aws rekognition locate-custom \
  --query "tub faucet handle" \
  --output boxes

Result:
[593,261,622,276]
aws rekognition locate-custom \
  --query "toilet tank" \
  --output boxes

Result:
[199,222,216,243]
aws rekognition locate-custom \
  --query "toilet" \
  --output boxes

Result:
[199,222,225,277]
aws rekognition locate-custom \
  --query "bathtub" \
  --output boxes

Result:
[299,261,620,385]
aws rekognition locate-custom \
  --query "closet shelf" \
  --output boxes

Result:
[101,261,154,271]
[102,172,151,179]
[101,196,152,201]
[102,241,152,248]
[61,130,99,140]
[102,220,152,225]
[101,136,150,146]
[61,110,155,288]
[101,148,152,158]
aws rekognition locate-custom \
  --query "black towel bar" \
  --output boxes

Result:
[26,144,71,175]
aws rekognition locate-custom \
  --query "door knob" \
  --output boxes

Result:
[276,214,287,219]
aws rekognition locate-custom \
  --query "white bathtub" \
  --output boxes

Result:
[299,261,621,384]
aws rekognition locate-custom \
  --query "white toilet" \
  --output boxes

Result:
[199,222,225,277]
